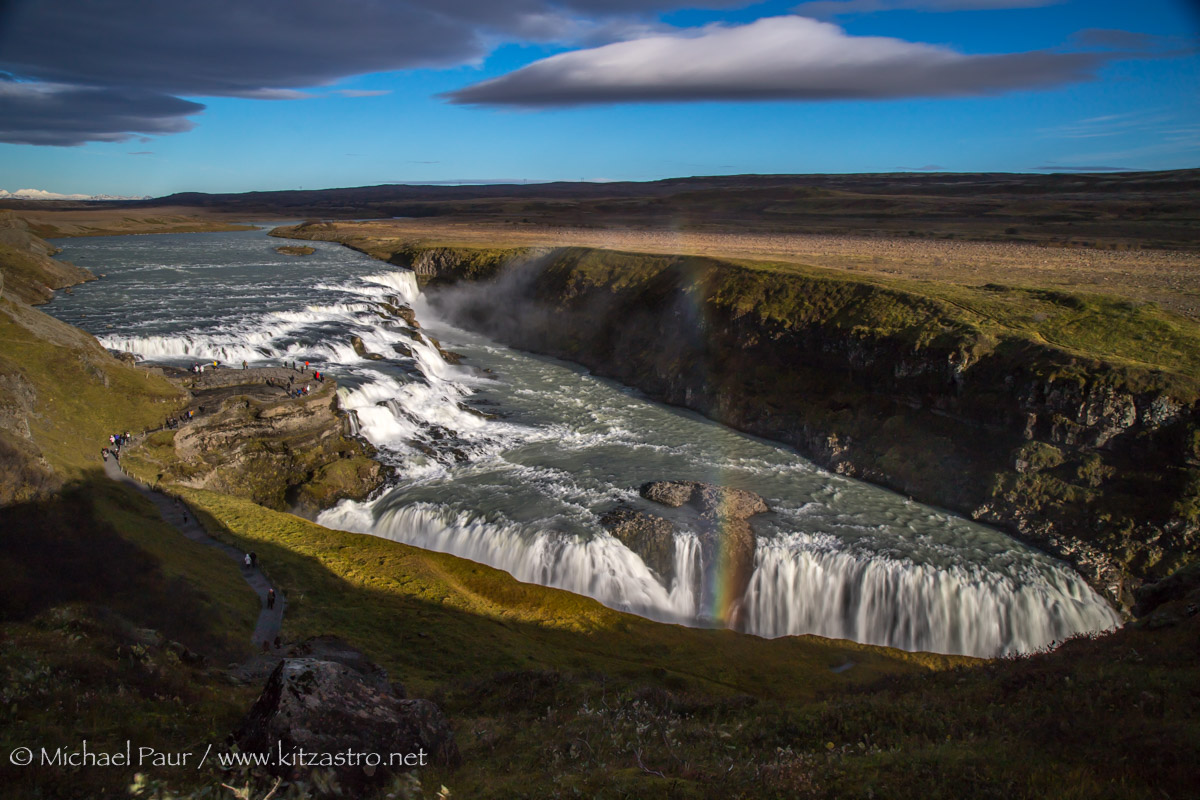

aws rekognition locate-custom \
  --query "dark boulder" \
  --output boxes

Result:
[233,656,458,788]
[351,336,386,361]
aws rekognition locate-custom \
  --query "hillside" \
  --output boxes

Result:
[0,215,960,798]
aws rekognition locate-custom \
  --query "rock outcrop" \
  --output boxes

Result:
[275,245,315,256]
[131,368,386,514]
[603,481,769,624]
[234,652,458,788]
[600,506,676,581]
[351,335,385,360]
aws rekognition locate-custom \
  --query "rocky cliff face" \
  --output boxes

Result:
[130,368,386,515]
[409,245,1198,610]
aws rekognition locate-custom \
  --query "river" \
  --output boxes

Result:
[45,225,1121,657]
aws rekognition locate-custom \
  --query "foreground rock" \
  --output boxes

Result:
[602,481,769,625]
[234,650,458,788]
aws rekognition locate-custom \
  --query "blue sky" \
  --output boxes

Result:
[0,0,1196,197]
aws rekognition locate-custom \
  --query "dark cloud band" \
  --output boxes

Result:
[0,0,746,145]
[0,83,203,146]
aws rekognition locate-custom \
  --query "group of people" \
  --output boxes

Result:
[101,430,132,462]
[189,360,220,374]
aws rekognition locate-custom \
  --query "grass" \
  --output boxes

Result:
[0,607,258,800]
[0,477,261,799]
[0,297,185,482]
[0,476,258,659]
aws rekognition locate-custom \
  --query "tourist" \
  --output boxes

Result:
[244,553,252,569]
[267,588,275,610]
[242,359,248,370]
[250,551,257,569]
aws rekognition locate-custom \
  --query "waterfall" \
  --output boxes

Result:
[319,499,705,626]
[71,251,1121,658]
[739,535,1120,655]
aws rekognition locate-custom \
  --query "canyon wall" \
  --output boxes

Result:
[390,244,1199,609]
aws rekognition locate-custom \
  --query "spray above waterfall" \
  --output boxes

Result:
[48,227,1121,657]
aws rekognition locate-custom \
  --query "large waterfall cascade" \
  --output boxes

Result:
[47,227,1121,657]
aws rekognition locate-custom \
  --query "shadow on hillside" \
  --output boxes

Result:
[0,470,252,663]
[3,471,1200,798]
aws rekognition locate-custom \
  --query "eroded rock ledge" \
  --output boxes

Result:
[129,366,386,515]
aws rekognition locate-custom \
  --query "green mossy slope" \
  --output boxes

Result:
[0,296,185,503]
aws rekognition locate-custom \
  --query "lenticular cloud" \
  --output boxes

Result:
[445,15,1105,107]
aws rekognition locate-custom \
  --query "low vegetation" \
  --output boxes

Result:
[0,478,259,799]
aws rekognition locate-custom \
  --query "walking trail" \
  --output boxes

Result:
[103,454,285,649]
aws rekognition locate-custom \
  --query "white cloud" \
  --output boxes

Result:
[0,188,149,200]
[446,16,1106,107]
